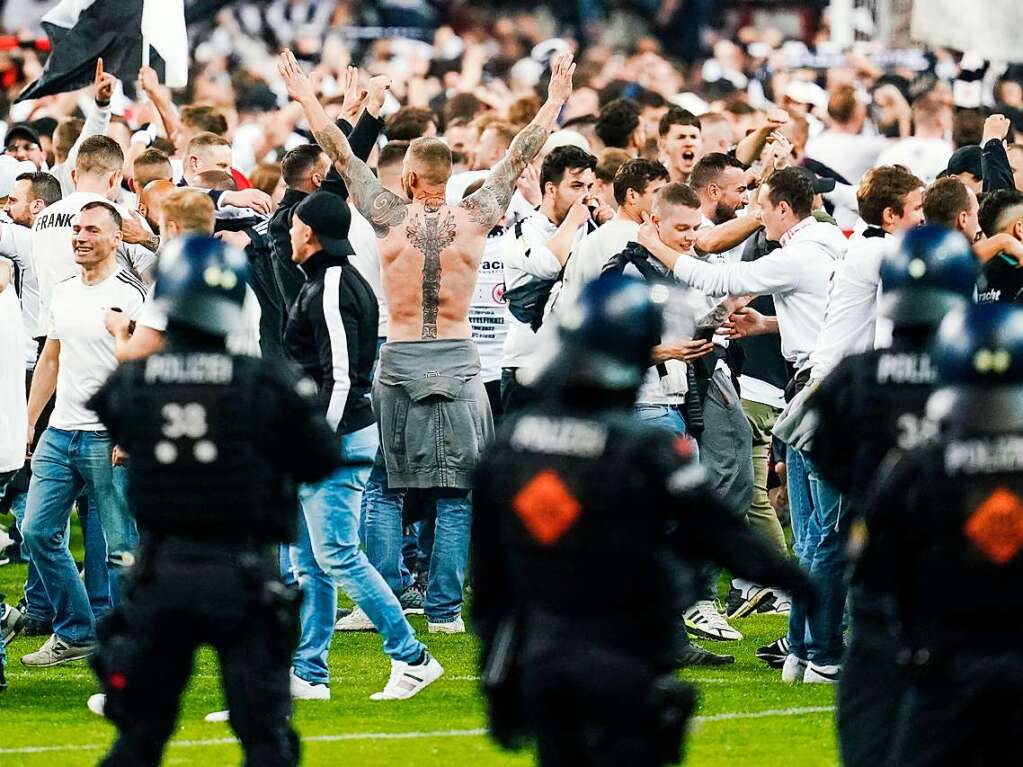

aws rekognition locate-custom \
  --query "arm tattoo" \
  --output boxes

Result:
[406,210,457,339]
[460,123,548,229]
[313,124,407,238]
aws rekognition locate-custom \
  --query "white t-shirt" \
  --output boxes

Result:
[0,220,40,366]
[562,214,639,294]
[48,267,147,431]
[138,284,262,357]
[0,283,26,472]
[875,137,953,185]
[469,228,509,383]
[31,191,156,336]
[348,208,389,338]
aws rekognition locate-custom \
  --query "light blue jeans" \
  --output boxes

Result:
[21,428,136,645]
[362,467,471,624]
[290,425,425,685]
[786,447,848,665]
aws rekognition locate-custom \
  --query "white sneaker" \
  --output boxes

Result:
[369,652,444,700]
[684,600,743,641]
[290,670,330,700]
[781,653,808,683]
[86,693,106,717]
[427,616,465,634]
[335,606,376,632]
[204,709,231,723]
[803,662,841,684]
[764,591,792,615]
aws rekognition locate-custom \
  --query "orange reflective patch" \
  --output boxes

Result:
[964,487,1023,565]
[512,469,581,546]
[674,436,695,459]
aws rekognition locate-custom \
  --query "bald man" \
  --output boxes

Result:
[280,49,577,631]
[138,179,178,232]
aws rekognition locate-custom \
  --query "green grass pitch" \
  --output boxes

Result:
[0,539,839,766]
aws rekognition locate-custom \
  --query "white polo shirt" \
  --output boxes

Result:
[48,266,147,431]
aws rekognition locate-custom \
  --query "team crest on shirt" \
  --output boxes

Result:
[492,283,506,303]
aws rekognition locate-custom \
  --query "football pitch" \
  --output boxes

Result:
[0,560,839,766]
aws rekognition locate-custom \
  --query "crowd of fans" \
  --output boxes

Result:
[2,0,1023,697]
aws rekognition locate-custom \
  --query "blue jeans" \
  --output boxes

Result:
[291,425,424,685]
[786,447,848,665]
[22,428,136,645]
[363,462,471,624]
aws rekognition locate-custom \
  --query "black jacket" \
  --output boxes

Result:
[283,250,378,435]
[269,111,384,309]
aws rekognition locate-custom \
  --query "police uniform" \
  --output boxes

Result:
[804,226,977,767]
[87,236,341,767]
[874,302,1023,767]
[471,274,813,767]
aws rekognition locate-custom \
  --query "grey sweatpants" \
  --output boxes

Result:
[696,367,754,600]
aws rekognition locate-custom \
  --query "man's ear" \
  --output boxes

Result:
[1014,219,1023,242]
[881,205,897,228]
[30,198,45,215]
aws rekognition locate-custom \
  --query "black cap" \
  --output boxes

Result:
[237,84,279,114]
[792,164,836,194]
[942,145,983,180]
[4,123,41,149]
[294,192,356,258]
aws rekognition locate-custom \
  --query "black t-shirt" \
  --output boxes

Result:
[977,254,1023,304]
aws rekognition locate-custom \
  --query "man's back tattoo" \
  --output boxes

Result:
[406,209,458,339]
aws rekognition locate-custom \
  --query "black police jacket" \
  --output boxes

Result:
[471,397,813,669]
[88,345,342,543]
[283,250,378,435]
[870,431,1023,657]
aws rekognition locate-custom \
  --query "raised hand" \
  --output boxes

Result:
[94,58,117,104]
[367,74,392,117]
[546,51,576,104]
[137,65,159,96]
[277,49,317,104]
[982,113,1011,146]
[339,65,367,124]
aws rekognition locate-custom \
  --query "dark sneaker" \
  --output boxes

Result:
[1,602,25,643]
[756,636,790,669]
[676,643,735,667]
[22,616,53,637]
[725,584,773,619]
[21,634,96,667]
[399,586,425,615]
[0,662,6,692]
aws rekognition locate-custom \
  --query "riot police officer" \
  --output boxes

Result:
[86,235,341,766]
[471,273,814,767]
[873,302,1023,767]
[803,225,977,766]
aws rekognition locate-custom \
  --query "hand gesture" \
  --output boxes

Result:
[565,197,592,230]
[367,74,392,117]
[515,162,541,206]
[278,49,317,104]
[673,338,715,361]
[215,229,253,250]
[120,210,152,245]
[339,65,367,124]
[546,51,576,105]
[94,58,117,104]
[223,188,273,215]
[720,306,769,339]
[982,113,1011,146]
[137,64,159,96]
[765,107,789,130]
[104,307,131,338]
[637,218,662,252]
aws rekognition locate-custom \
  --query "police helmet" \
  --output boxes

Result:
[927,303,1023,431]
[879,225,977,328]
[153,235,248,337]
[553,272,665,390]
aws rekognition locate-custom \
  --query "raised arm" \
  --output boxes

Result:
[460,52,576,231]
[278,50,406,238]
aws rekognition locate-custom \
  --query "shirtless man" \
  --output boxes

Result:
[279,49,575,630]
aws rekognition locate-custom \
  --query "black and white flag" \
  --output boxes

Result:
[17,0,188,103]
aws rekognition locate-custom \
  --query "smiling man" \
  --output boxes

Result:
[21,202,144,668]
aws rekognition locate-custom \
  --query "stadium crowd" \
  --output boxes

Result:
[1,0,1023,733]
